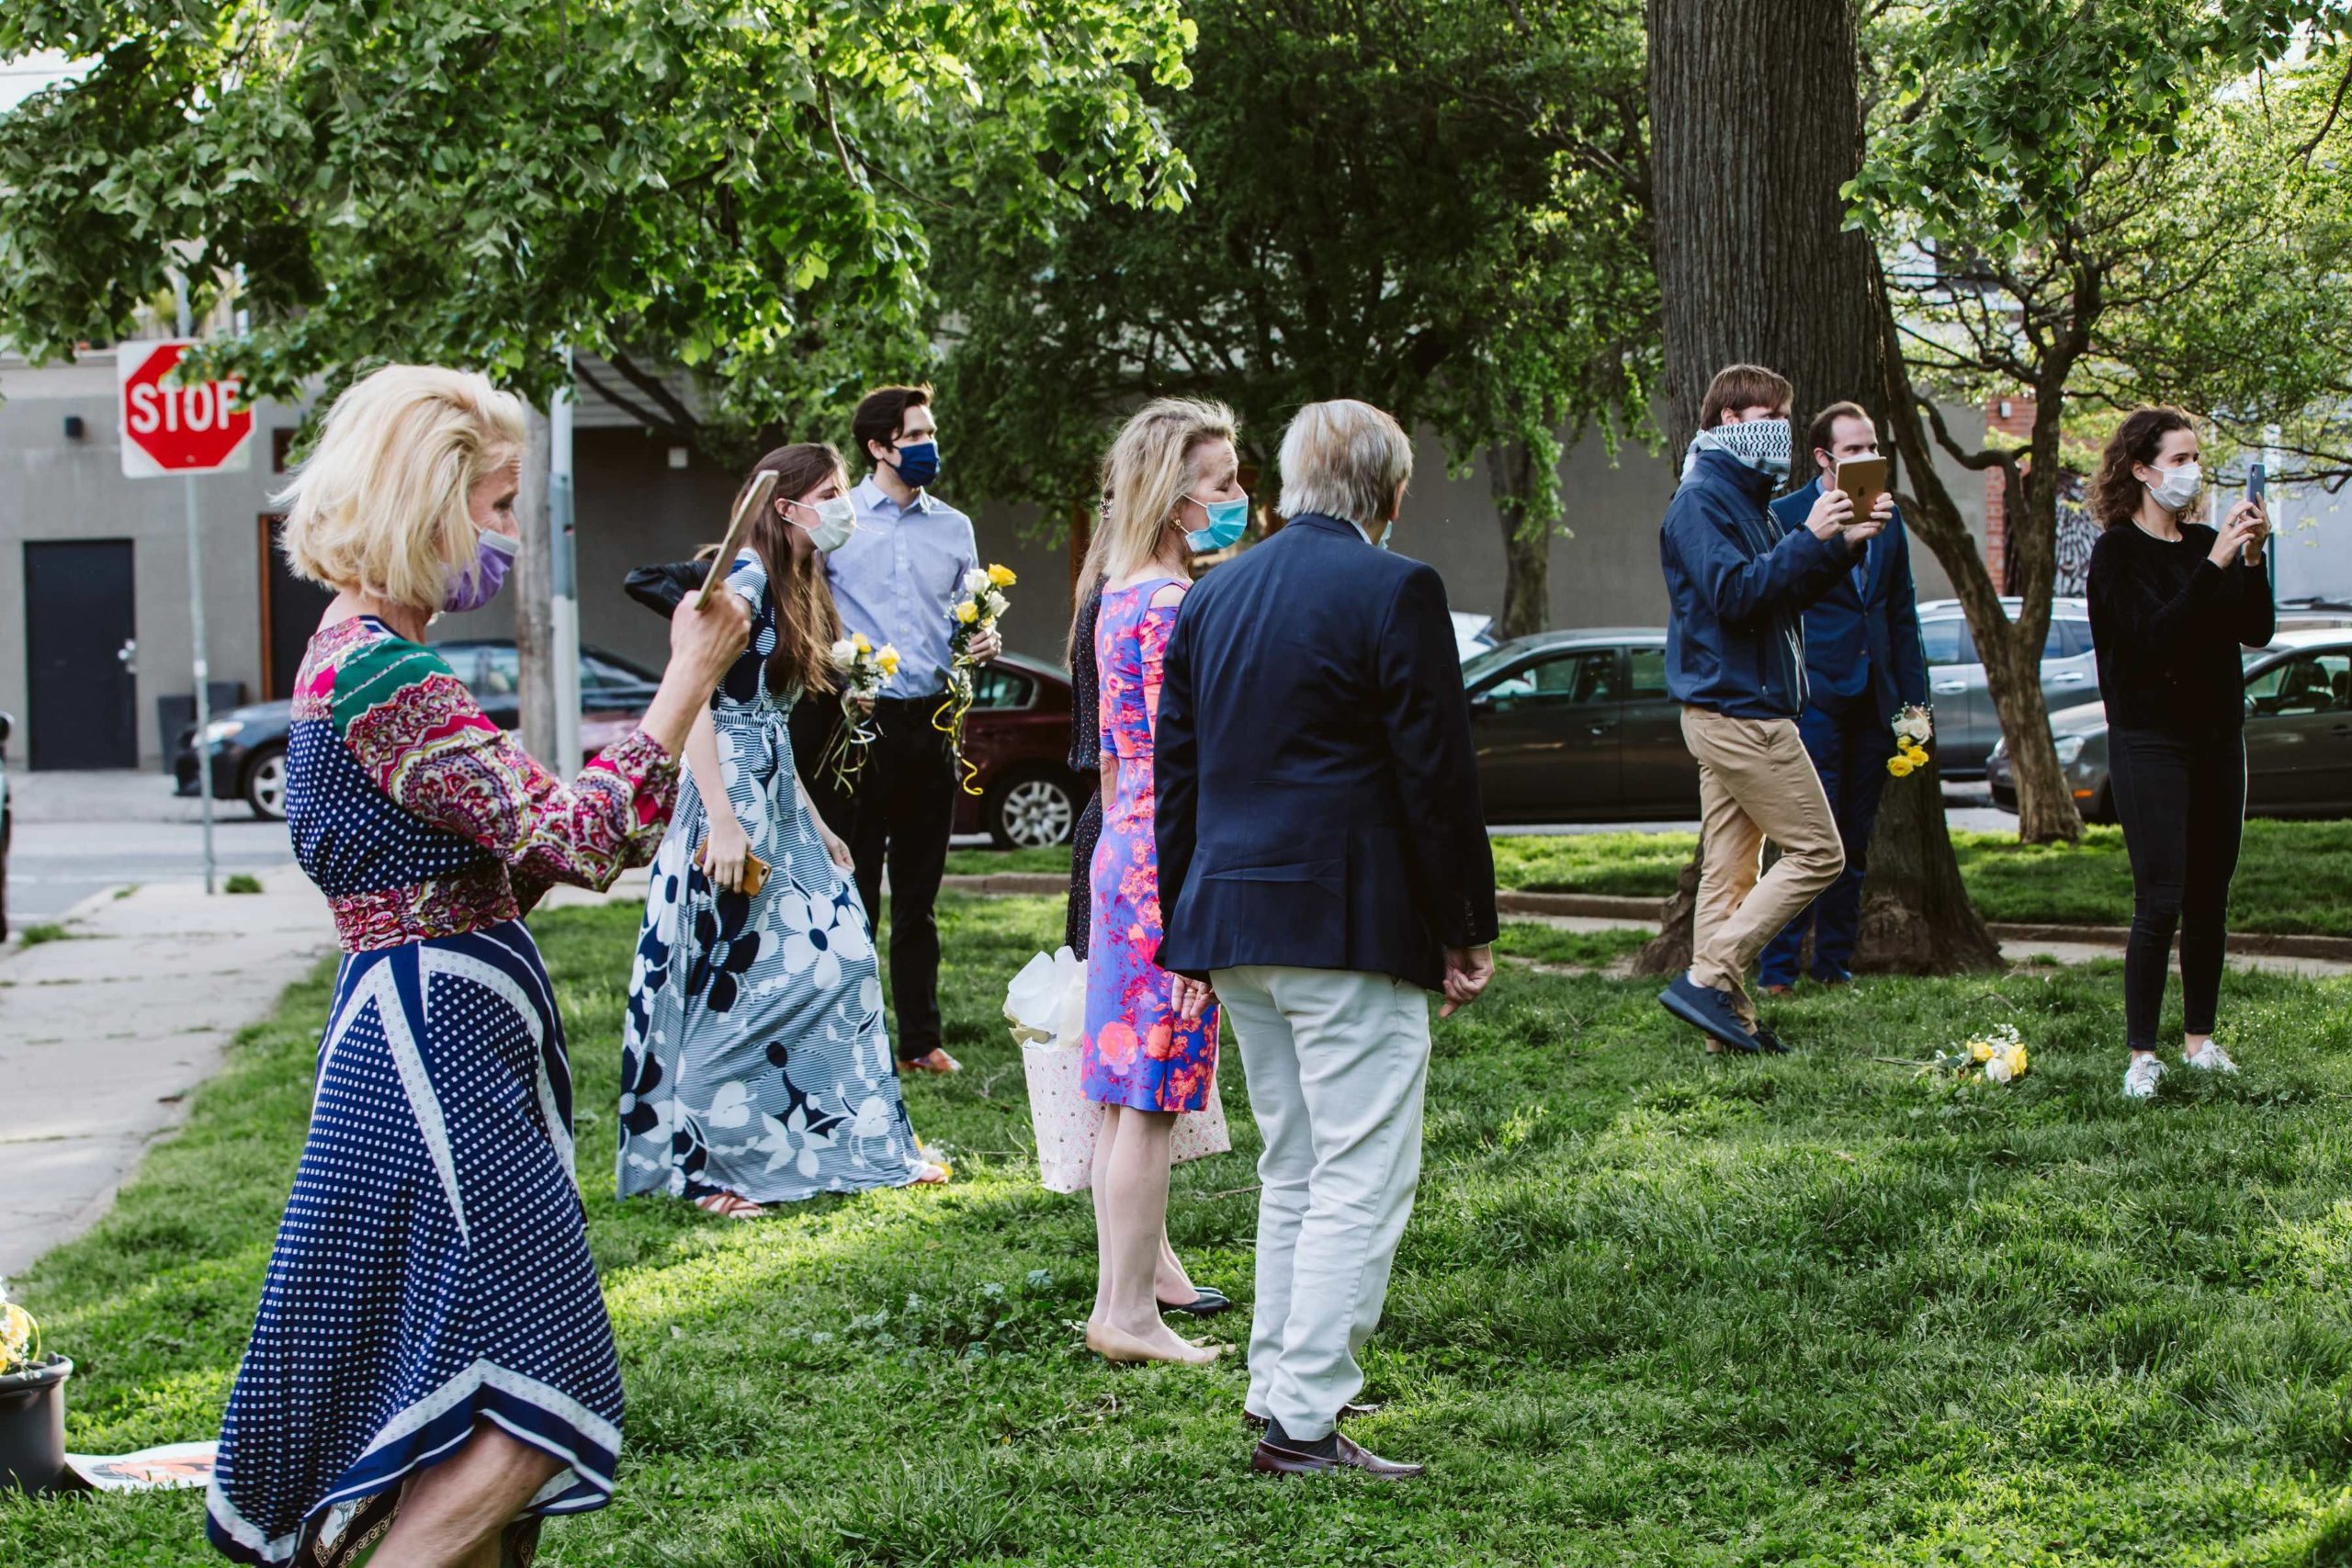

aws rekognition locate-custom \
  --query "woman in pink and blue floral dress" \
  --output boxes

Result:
[1076,398,1251,1367]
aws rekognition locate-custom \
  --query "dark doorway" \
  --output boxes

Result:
[24,539,140,769]
[258,514,334,699]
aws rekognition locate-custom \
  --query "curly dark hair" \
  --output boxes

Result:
[2090,406,2196,528]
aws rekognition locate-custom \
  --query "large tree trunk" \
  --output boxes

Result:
[1634,0,1993,978]
[1489,439,1549,639]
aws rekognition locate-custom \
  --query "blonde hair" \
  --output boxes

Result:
[1276,399,1413,527]
[277,365,527,609]
[1080,398,1239,590]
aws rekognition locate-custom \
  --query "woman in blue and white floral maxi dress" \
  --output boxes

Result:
[617,444,944,1217]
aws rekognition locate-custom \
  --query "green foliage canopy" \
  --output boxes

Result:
[0,0,1197,451]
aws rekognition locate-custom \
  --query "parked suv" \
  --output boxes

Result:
[1914,597,2098,777]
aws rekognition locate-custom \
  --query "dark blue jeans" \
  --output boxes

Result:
[1758,704,1888,987]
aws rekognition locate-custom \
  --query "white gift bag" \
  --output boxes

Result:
[1010,948,1233,1192]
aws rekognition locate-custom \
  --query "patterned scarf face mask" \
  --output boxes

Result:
[1683,417,1793,484]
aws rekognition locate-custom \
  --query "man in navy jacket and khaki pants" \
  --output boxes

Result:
[1157,400,1497,1482]
[1656,365,1892,1054]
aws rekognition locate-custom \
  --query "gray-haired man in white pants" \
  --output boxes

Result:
[1152,400,1498,1480]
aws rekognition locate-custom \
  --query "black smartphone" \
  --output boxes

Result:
[2247,461,2267,507]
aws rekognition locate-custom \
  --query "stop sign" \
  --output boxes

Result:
[118,340,254,478]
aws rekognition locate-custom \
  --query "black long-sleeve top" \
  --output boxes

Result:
[1067,578,1104,775]
[2086,522,2275,738]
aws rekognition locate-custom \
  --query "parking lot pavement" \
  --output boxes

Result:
[8,769,295,921]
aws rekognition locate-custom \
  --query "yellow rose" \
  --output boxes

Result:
[988,563,1018,588]
[1887,754,1917,778]
[1904,743,1929,765]
[1970,1040,1995,1062]
[853,633,871,653]
[877,648,901,675]
[956,600,979,624]
[2006,1043,2029,1077]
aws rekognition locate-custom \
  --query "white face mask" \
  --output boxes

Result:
[788,493,858,553]
[2143,461,2202,514]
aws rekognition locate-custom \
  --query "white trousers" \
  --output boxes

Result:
[1215,964,1431,1442]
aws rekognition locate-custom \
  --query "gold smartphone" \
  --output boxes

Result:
[1835,455,1889,516]
[695,469,780,610]
[695,842,770,897]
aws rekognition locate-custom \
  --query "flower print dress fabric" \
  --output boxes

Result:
[616,551,928,1203]
[1081,579,1217,1111]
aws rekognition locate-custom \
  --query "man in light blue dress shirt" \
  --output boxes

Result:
[791,385,1001,1075]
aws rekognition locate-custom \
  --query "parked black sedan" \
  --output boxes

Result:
[1464,629,1702,822]
[176,640,663,820]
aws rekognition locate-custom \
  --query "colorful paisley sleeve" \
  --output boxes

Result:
[332,637,679,895]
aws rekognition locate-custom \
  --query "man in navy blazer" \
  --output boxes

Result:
[1758,401,1931,992]
[1156,400,1496,1482]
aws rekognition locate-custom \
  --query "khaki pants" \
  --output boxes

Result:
[1216,964,1430,1443]
[1679,706,1845,1024]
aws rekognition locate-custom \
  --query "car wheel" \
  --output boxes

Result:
[244,744,290,821]
[989,771,1078,849]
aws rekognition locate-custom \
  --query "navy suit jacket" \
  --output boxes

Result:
[1770,477,1931,725]
[1154,513,1498,992]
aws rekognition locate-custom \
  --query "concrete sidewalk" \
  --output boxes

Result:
[0,867,336,1276]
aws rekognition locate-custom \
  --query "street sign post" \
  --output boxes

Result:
[118,332,252,895]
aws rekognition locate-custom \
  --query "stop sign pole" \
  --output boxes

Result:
[118,288,253,896]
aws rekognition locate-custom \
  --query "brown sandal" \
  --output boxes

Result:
[694,1190,765,1221]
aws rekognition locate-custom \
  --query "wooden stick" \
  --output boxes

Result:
[695,470,778,609]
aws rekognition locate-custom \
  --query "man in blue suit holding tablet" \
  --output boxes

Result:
[1758,400,1931,993]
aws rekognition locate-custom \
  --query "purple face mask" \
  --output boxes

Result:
[444,530,518,614]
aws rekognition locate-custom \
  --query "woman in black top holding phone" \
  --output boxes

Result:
[2085,406,2273,1101]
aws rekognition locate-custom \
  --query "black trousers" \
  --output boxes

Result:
[2107,727,2245,1050]
[790,695,956,1060]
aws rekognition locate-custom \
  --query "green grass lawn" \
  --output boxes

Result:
[956,818,2352,936]
[17,894,2352,1563]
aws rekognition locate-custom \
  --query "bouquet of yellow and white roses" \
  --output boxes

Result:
[0,1275,42,1376]
[934,563,1016,794]
[1925,1021,2030,1086]
[822,632,899,790]
[1885,703,1933,778]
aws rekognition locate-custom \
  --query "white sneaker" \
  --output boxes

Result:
[2184,1041,2241,1074]
[2122,1055,2165,1100]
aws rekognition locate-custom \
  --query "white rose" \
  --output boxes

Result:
[963,567,992,594]
[984,590,1009,617]
[830,637,857,668]
[1984,1055,2014,1084]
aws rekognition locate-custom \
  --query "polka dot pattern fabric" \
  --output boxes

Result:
[207,925,620,1564]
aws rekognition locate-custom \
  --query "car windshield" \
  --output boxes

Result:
[1462,645,1522,687]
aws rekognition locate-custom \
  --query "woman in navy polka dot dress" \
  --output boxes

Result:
[205,366,749,1568]
[616,444,944,1218]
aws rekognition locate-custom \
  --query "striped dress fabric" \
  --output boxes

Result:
[206,616,676,1566]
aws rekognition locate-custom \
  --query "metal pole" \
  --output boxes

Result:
[175,275,217,896]
[549,353,581,771]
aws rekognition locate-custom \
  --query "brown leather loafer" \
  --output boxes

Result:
[1243,1401,1380,1431]
[1250,1432,1424,1480]
[899,1048,963,1075]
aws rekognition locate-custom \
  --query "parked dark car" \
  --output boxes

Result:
[177,640,664,819]
[1987,627,2352,819]
[1464,629,1702,822]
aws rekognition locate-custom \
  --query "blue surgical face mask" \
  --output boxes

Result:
[1184,494,1250,553]
[889,439,940,491]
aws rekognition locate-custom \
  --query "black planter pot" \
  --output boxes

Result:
[0,1356,73,1495]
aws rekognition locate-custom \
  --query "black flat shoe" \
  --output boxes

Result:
[1159,1286,1231,1317]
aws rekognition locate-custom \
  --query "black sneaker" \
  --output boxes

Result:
[1749,1024,1792,1055]
[1657,974,1761,1054]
